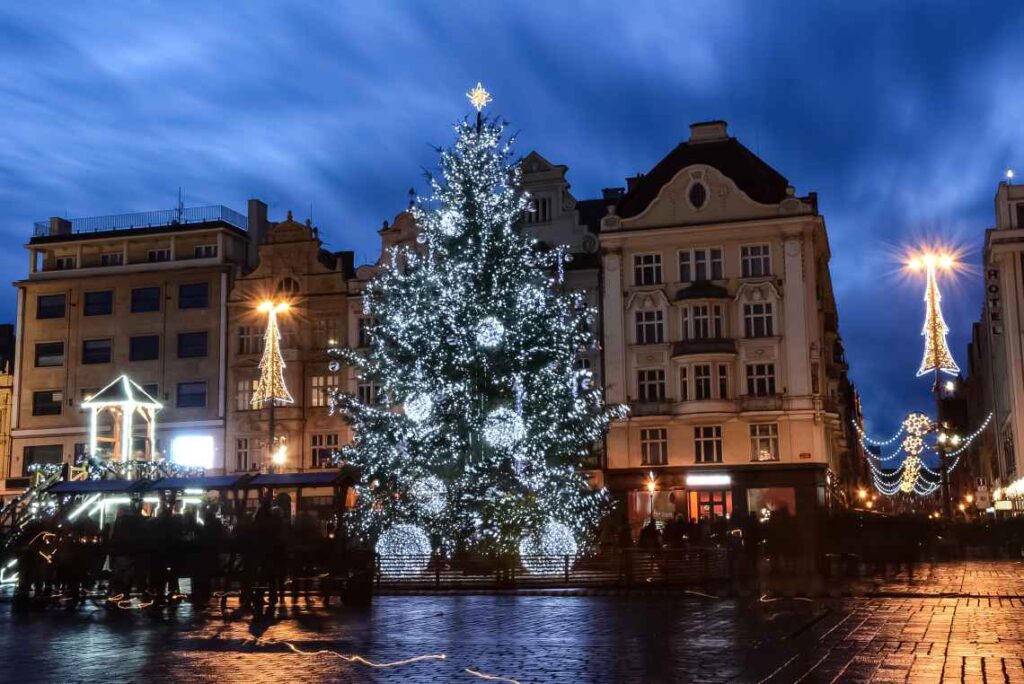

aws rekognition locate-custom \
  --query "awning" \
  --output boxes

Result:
[247,470,352,488]
[48,479,148,494]
[146,474,252,492]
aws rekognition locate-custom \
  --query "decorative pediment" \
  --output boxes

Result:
[625,289,670,311]
[735,280,781,302]
[622,165,780,228]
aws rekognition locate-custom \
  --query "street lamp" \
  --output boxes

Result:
[935,427,960,519]
[646,471,656,523]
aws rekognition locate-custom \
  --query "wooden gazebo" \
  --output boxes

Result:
[81,375,162,462]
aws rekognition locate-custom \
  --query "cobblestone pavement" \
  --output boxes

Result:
[2,561,1024,683]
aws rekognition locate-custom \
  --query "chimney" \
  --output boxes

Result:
[625,174,645,193]
[688,120,729,144]
[247,198,268,268]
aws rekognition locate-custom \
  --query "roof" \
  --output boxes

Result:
[82,375,162,409]
[146,475,251,491]
[247,470,354,488]
[576,198,608,235]
[676,281,731,300]
[617,137,790,219]
[49,479,148,494]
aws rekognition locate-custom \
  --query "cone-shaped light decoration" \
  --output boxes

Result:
[252,301,294,408]
[912,254,960,377]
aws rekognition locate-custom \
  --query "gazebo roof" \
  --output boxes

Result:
[81,375,162,409]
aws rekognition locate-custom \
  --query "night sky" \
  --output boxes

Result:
[1,2,1021,436]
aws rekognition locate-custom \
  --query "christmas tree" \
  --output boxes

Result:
[330,86,623,558]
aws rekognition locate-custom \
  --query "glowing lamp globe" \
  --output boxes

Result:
[409,475,446,516]
[483,407,525,450]
[519,521,578,574]
[375,524,432,577]
[404,393,433,424]
[475,317,505,349]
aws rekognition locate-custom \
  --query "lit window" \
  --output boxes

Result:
[750,423,780,461]
[236,379,258,411]
[235,438,251,472]
[311,433,339,468]
[311,375,339,407]
[641,428,668,466]
[694,425,723,464]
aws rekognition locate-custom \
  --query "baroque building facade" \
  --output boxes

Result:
[597,121,855,529]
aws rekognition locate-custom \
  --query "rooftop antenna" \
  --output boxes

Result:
[176,187,184,223]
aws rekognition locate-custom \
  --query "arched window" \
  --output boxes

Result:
[276,277,300,294]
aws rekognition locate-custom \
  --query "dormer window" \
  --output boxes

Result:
[688,182,708,210]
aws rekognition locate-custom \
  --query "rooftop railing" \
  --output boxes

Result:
[33,205,248,238]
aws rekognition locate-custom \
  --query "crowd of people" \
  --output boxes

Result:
[8,491,373,612]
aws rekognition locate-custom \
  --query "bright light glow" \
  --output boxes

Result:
[272,443,287,465]
[945,380,956,392]
[68,493,102,521]
[519,521,578,574]
[466,82,492,112]
[257,300,289,314]
[376,524,432,576]
[857,488,867,500]
[685,474,731,487]
[171,434,214,469]
[1008,169,1015,180]
[966,494,974,504]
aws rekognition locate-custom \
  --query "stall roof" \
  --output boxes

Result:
[146,474,251,491]
[49,479,148,494]
[247,470,350,488]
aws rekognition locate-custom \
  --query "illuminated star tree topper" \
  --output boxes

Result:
[251,301,294,408]
[908,252,960,377]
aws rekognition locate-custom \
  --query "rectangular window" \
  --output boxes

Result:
[311,375,339,408]
[634,310,664,344]
[35,341,64,367]
[238,326,264,355]
[640,428,668,466]
[743,302,774,337]
[32,390,64,416]
[746,363,777,396]
[194,244,218,258]
[23,444,63,472]
[235,438,251,472]
[750,423,780,461]
[141,383,159,400]
[178,282,209,309]
[694,364,712,400]
[312,433,340,468]
[683,303,723,339]
[100,252,123,266]
[81,339,112,364]
[313,318,341,348]
[131,287,161,313]
[55,256,76,270]
[357,316,375,348]
[129,335,160,361]
[694,425,723,464]
[235,379,258,411]
[637,368,666,401]
[679,248,723,282]
[679,367,689,401]
[718,364,729,400]
[741,244,772,278]
[37,294,66,319]
[177,331,208,358]
[148,248,171,263]
[357,379,381,405]
[176,381,207,408]
[83,290,113,316]
[633,253,663,286]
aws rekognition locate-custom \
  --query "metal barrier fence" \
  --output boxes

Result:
[375,548,730,589]
[32,205,248,237]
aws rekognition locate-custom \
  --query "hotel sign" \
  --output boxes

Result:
[988,267,1003,335]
